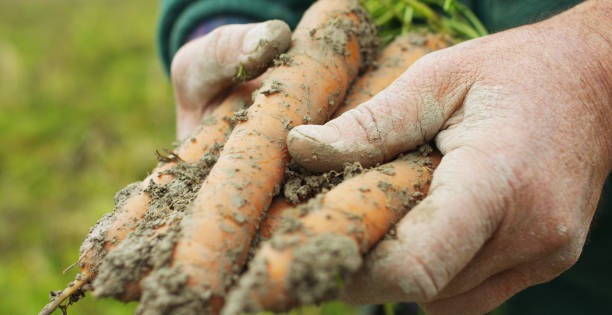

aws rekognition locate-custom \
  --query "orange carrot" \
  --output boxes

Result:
[222,33,450,314]
[135,1,378,314]
[258,33,450,240]
[39,82,258,315]
[224,149,441,314]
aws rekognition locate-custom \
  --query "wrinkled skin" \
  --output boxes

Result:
[171,2,612,314]
[171,20,291,140]
[288,1,612,314]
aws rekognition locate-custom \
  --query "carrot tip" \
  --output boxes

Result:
[223,234,361,314]
[39,272,91,315]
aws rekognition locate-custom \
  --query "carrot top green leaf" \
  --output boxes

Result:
[362,0,488,44]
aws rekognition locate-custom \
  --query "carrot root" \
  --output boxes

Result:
[39,272,91,315]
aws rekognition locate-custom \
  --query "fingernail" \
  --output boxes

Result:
[242,21,284,53]
[292,125,339,145]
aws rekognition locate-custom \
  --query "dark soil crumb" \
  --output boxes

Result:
[282,160,363,204]
[287,234,361,305]
[281,118,294,130]
[231,109,248,122]
[260,80,284,96]
[273,53,294,67]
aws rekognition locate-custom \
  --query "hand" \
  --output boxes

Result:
[170,20,291,140]
[287,1,612,314]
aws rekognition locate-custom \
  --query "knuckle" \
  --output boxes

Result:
[544,215,576,250]
[547,229,583,274]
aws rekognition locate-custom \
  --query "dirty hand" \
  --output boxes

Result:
[170,20,291,140]
[287,1,612,314]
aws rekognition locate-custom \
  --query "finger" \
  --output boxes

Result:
[172,20,291,139]
[341,145,508,304]
[287,49,476,172]
[420,254,575,315]
[432,212,578,301]
[434,188,589,302]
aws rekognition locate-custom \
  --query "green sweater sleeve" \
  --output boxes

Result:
[472,0,582,32]
[157,0,583,74]
[157,0,314,74]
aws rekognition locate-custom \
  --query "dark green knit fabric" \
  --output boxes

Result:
[470,0,582,33]
[157,0,314,74]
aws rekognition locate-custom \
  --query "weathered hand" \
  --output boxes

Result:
[170,20,291,140]
[287,1,612,314]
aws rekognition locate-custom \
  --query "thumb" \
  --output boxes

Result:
[287,50,474,171]
[172,20,291,140]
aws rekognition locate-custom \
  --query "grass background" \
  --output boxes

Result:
[0,1,510,314]
[0,0,170,314]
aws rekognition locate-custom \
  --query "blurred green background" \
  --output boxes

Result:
[0,0,172,314]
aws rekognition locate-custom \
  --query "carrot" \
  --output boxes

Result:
[258,33,450,240]
[88,83,262,300]
[224,149,441,314]
[134,1,378,314]
[39,82,258,315]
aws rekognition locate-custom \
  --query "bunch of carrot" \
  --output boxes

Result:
[39,0,475,314]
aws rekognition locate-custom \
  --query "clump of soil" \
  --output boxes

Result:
[91,144,222,300]
[136,266,213,315]
[282,159,364,204]
[222,234,360,315]
[287,234,361,305]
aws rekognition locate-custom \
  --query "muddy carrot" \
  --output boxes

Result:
[81,81,257,267]
[135,1,378,314]
[223,34,449,314]
[257,33,450,240]
[39,82,257,315]
[224,149,441,314]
